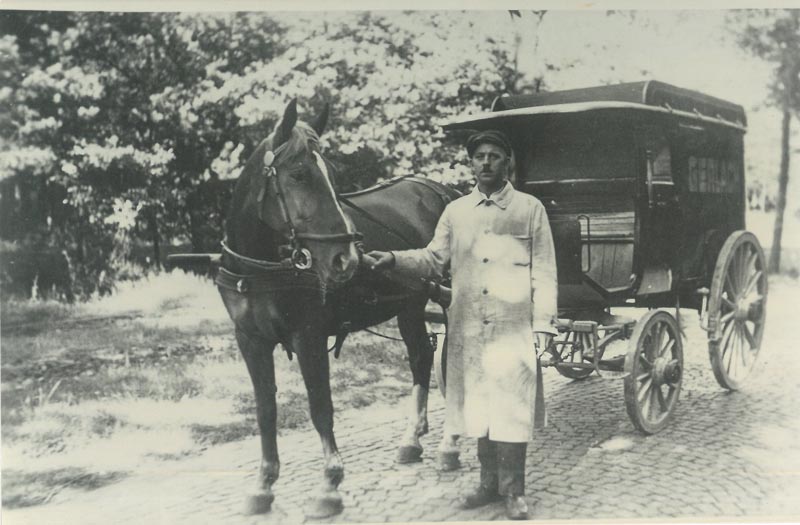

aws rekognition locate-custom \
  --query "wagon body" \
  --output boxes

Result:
[441,81,767,434]
[444,80,747,315]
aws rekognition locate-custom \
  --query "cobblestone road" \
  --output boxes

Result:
[5,279,800,524]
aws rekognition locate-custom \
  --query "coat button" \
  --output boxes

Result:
[482,289,488,295]
[483,258,489,263]
[483,319,490,325]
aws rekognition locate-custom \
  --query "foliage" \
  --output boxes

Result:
[0,11,534,298]
[729,10,800,272]
[729,10,800,113]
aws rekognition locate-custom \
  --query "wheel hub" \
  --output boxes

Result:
[652,356,681,386]
[734,298,751,322]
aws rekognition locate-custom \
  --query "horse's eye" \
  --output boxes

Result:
[290,166,310,182]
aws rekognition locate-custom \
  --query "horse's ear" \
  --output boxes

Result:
[310,103,330,136]
[274,98,298,148]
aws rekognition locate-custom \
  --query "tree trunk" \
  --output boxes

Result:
[149,211,161,268]
[768,108,791,273]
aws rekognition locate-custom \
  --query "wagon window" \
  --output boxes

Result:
[520,116,636,182]
[681,127,742,194]
[644,129,673,185]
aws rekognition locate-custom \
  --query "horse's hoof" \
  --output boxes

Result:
[244,491,274,514]
[306,492,344,519]
[438,451,461,471]
[397,445,423,464]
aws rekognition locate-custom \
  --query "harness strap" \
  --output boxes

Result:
[296,231,363,242]
[215,266,319,294]
[221,239,295,272]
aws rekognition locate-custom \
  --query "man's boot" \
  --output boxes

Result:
[459,438,501,509]
[497,441,528,520]
[504,494,529,520]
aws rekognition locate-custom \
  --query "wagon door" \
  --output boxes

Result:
[516,113,638,311]
[635,124,682,297]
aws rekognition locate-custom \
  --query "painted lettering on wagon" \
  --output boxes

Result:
[687,157,740,193]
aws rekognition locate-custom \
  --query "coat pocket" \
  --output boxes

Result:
[510,235,532,267]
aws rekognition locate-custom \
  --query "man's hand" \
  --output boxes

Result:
[534,332,554,357]
[365,250,395,271]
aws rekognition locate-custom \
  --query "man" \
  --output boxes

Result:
[366,130,558,520]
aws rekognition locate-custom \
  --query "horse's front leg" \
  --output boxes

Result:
[437,433,462,471]
[291,330,344,518]
[235,329,280,514]
[396,300,434,464]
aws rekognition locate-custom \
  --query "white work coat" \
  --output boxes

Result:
[395,181,557,442]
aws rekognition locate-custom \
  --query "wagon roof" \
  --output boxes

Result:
[443,80,747,132]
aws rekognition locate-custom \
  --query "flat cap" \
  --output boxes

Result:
[466,130,512,157]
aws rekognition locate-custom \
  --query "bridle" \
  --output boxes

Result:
[225,141,362,272]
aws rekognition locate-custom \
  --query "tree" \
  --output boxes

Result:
[0,11,545,298]
[730,10,800,273]
[196,11,541,193]
[0,12,290,296]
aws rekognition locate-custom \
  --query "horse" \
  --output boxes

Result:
[217,99,461,518]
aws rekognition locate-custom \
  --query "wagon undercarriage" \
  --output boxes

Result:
[535,228,768,435]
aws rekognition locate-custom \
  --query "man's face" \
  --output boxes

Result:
[471,142,509,192]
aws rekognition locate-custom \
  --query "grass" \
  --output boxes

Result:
[0,269,415,509]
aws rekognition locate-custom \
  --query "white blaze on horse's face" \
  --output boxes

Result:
[313,152,350,231]
[310,151,360,284]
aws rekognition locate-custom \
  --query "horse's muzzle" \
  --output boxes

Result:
[327,249,359,283]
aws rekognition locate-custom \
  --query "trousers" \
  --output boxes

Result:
[477,437,527,496]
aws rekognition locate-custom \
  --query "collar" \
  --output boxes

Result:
[469,181,514,210]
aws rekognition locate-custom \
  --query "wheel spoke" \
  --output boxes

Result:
[639,353,653,370]
[731,326,743,378]
[743,269,763,297]
[638,377,654,403]
[724,326,736,375]
[737,246,752,292]
[649,387,660,420]
[640,383,653,418]
[738,325,748,369]
[656,385,668,412]
[724,272,738,299]
[720,310,735,324]
[744,248,758,276]
[659,337,675,358]
[720,318,736,354]
[730,250,741,293]
[721,296,736,311]
[742,323,757,352]
[637,372,650,382]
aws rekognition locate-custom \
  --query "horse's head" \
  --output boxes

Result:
[253,100,360,285]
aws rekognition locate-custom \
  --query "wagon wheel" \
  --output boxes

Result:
[707,231,767,390]
[623,309,683,434]
[434,333,447,397]
[555,331,594,380]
